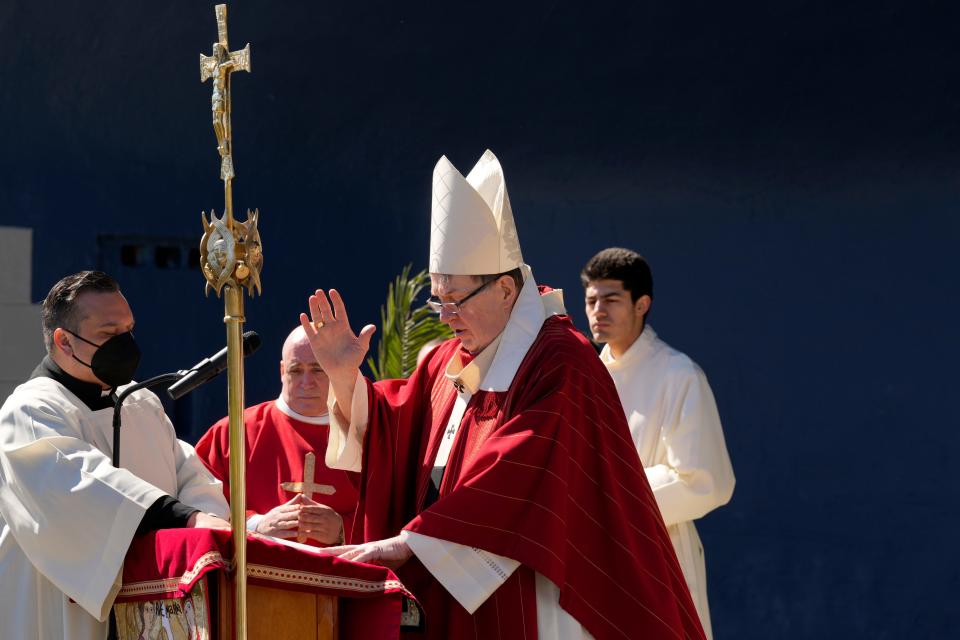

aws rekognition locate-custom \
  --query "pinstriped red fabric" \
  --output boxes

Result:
[357,316,705,640]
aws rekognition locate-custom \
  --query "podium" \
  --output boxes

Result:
[114,528,411,639]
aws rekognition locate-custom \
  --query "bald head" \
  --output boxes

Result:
[279,326,329,416]
[282,326,309,360]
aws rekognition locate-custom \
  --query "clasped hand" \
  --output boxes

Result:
[254,494,343,546]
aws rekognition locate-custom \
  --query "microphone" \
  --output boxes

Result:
[167,331,262,400]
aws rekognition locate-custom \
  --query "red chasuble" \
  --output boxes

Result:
[357,315,705,640]
[195,401,360,542]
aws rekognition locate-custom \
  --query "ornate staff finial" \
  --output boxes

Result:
[198,3,262,298]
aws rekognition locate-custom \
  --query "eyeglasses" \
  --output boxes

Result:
[426,279,493,315]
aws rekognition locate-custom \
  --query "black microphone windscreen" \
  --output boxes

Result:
[242,331,262,356]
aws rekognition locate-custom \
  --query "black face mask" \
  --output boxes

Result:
[64,329,141,388]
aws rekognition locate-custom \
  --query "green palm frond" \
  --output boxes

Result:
[367,264,453,380]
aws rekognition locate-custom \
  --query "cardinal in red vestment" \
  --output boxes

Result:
[196,326,360,545]
[302,150,706,640]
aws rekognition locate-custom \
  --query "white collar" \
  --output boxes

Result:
[445,333,503,395]
[599,324,658,370]
[471,264,566,392]
[275,396,330,425]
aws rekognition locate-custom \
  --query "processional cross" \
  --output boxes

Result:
[199,4,262,299]
[195,5,262,639]
[200,6,249,182]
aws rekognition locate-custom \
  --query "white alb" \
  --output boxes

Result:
[0,377,228,640]
[600,325,735,640]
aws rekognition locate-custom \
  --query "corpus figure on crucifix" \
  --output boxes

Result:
[209,43,232,158]
[199,5,250,181]
[196,326,360,546]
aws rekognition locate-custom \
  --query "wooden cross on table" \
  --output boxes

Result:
[280,453,336,543]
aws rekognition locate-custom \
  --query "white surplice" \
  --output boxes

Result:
[600,325,735,640]
[327,266,592,639]
[0,377,228,640]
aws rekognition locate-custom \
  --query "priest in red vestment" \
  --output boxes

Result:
[302,150,706,639]
[196,326,360,545]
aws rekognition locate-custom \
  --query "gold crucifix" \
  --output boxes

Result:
[198,4,262,299]
[200,4,250,183]
[281,453,336,543]
[195,6,259,639]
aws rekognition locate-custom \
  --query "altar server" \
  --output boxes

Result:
[0,271,229,640]
[583,248,736,639]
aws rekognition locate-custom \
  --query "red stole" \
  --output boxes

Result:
[355,316,705,640]
[195,401,361,542]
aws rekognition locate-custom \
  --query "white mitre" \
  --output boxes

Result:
[429,149,524,275]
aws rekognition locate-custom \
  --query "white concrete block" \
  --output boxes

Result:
[0,227,33,303]
[0,304,45,383]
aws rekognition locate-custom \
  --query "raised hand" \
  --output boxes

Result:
[299,288,376,386]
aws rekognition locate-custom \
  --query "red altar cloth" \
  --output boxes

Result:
[118,528,412,638]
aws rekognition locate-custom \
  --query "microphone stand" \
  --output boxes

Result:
[111,372,185,467]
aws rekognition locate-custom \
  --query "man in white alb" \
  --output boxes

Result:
[582,247,736,640]
[0,271,229,640]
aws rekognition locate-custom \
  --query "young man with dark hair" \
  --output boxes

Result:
[0,270,229,640]
[582,247,736,640]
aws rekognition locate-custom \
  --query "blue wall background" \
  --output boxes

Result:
[2,1,958,636]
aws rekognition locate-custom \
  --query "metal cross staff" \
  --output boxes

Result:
[197,5,262,639]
